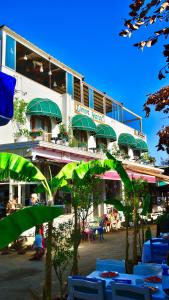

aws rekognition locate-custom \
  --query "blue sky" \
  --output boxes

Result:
[1,0,168,163]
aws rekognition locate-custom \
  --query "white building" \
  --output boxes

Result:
[0,25,168,217]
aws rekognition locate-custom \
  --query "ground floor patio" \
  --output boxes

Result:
[0,225,156,300]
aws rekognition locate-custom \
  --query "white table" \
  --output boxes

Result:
[88,270,167,300]
[142,238,165,263]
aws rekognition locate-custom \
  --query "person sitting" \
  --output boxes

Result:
[110,208,121,230]
[30,193,39,206]
[6,195,18,215]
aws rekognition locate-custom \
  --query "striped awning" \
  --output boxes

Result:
[135,138,148,152]
[118,133,136,148]
[26,98,62,122]
[71,114,96,132]
[96,124,117,141]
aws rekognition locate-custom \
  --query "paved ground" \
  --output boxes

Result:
[0,225,156,300]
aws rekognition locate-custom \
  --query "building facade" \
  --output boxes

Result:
[0,26,168,217]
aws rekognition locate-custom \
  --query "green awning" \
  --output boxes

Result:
[26,98,62,122]
[118,133,136,148]
[72,114,96,132]
[135,138,148,152]
[96,124,117,141]
[158,181,169,187]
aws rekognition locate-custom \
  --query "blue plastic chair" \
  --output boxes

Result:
[150,238,169,263]
[111,282,152,300]
[67,276,105,300]
[133,263,162,276]
[96,258,126,273]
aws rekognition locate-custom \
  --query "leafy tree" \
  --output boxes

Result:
[120,0,169,153]
[45,153,133,274]
[106,178,150,268]
[52,221,73,300]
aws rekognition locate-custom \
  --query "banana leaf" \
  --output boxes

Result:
[36,162,79,193]
[105,198,125,211]
[74,154,133,192]
[106,152,133,192]
[0,152,51,196]
[0,206,64,249]
[141,194,151,216]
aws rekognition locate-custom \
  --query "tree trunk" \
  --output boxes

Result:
[59,274,64,300]
[133,205,137,265]
[125,218,132,273]
[71,206,80,275]
[141,219,145,250]
[125,219,129,263]
[43,221,53,300]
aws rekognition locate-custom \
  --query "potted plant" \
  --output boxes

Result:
[58,124,69,142]
[15,128,30,142]
[68,137,78,148]
[97,143,106,153]
[12,98,29,142]
[30,129,43,140]
[78,142,87,150]
[140,153,156,166]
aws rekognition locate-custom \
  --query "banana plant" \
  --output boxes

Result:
[38,152,134,274]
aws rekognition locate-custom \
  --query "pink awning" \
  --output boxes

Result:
[101,171,156,183]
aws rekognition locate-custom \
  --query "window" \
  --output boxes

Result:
[16,41,66,94]
[5,35,16,70]
[66,72,73,96]
[74,77,81,102]
[31,116,51,133]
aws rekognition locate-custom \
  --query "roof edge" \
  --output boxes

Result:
[1,25,83,79]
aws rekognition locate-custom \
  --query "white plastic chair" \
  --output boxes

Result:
[67,276,105,300]
[96,258,126,273]
[133,263,162,276]
[111,282,152,300]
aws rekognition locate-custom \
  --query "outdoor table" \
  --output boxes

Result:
[88,270,167,300]
[142,238,165,263]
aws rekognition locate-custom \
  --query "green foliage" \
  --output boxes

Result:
[13,98,27,125]
[58,123,69,141]
[52,221,73,267]
[15,128,30,138]
[30,129,43,137]
[140,153,156,165]
[0,152,51,196]
[98,143,106,152]
[105,198,125,211]
[37,153,133,194]
[52,221,73,299]
[111,144,121,159]
[141,194,151,216]
[69,136,78,147]
[0,206,63,249]
[78,142,88,149]
[145,226,152,241]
